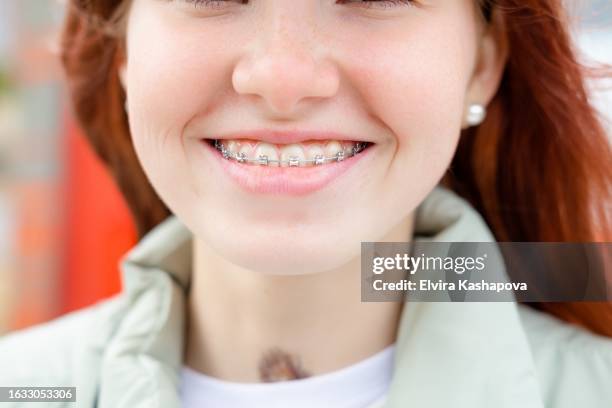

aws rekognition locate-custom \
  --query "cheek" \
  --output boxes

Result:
[347,24,475,170]
[123,7,233,201]
[126,13,227,136]
[331,19,477,217]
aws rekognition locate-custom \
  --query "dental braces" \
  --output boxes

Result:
[213,140,368,167]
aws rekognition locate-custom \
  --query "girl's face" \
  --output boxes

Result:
[120,0,505,275]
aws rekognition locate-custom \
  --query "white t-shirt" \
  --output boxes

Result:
[179,344,395,408]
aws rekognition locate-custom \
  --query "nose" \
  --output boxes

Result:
[232,12,340,117]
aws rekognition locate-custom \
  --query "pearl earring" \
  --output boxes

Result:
[466,103,487,127]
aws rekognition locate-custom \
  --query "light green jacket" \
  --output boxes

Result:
[1,186,611,407]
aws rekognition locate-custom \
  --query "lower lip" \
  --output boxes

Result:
[200,140,372,196]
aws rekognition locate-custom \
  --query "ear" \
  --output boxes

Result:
[117,47,128,114]
[462,8,509,128]
[116,37,128,92]
[118,52,128,93]
[119,63,127,91]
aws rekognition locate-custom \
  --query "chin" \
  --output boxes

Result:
[203,223,359,275]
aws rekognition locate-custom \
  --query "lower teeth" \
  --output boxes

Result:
[211,140,369,167]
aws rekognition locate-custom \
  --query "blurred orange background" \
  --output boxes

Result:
[0,1,136,334]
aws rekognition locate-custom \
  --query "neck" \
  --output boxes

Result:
[184,214,415,383]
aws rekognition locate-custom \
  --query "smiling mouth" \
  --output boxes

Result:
[205,139,373,167]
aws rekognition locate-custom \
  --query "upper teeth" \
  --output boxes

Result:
[213,140,367,167]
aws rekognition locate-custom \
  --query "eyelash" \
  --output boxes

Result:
[183,0,244,9]
[338,0,415,8]
[182,0,415,10]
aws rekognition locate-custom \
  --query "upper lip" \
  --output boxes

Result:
[205,129,372,145]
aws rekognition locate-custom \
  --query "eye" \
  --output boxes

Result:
[336,0,416,9]
[180,0,247,9]
[179,0,415,10]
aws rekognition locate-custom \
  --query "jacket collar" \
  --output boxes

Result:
[99,185,544,407]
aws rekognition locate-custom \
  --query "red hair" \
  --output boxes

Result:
[61,0,612,336]
[444,0,612,335]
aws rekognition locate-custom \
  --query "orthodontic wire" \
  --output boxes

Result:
[213,140,368,167]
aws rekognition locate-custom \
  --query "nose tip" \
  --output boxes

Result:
[232,51,340,115]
